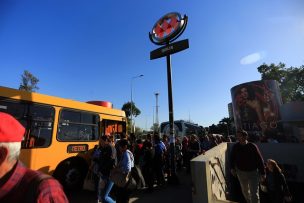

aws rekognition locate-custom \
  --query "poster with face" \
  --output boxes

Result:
[231,80,282,140]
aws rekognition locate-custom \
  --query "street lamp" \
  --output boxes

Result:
[130,74,144,134]
[154,92,159,134]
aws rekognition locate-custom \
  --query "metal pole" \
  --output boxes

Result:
[152,106,155,134]
[130,80,133,133]
[155,92,159,133]
[166,53,178,184]
[130,74,143,134]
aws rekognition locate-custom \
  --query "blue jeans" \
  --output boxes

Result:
[98,176,116,203]
[236,168,260,203]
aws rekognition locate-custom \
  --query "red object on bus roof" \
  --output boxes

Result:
[86,101,113,108]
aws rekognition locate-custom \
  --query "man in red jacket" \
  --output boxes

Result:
[0,112,69,203]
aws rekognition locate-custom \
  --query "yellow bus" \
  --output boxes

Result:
[0,86,127,190]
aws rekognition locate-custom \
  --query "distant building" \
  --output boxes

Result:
[228,103,233,119]
[280,101,304,143]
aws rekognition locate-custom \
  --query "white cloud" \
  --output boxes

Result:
[240,52,265,65]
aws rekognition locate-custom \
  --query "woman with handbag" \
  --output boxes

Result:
[97,135,116,203]
[265,159,292,203]
[114,139,134,203]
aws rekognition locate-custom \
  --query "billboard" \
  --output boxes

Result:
[231,80,282,139]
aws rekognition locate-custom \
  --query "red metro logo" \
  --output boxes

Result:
[149,12,188,45]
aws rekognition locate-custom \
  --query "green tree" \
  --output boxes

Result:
[134,127,143,136]
[208,124,219,134]
[150,123,159,133]
[219,117,232,136]
[257,63,304,102]
[19,70,39,92]
[121,101,141,133]
[208,117,236,136]
[121,101,141,118]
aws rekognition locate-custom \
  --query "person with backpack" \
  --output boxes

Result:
[175,137,183,170]
[142,140,155,191]
[133,139,144,166]
[115,139,134,203]
[153,134,166,186]
[0,112,68,203]
[91,144,102,193]
[97,135,116,203]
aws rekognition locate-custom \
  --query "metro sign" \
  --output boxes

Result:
[150,39,189,60]
[148,12,189,180]
[149,12,188,45]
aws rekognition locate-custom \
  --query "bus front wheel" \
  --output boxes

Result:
[53,158,88,192]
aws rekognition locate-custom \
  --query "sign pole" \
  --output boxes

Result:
[166,53,178,184]
[149,12,188,185]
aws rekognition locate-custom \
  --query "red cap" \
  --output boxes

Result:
[0,112,25,142]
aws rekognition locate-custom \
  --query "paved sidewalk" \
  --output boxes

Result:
[130,170,192,203]
[68,169,193,203]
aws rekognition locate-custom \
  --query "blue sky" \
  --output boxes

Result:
[1,0,304,130]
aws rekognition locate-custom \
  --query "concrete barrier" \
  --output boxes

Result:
[191,142,304,203]
[191,143,236,203]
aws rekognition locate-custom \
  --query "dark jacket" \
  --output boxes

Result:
[98,145,115,177]
[230,142,265,175]
[266,169,290,203]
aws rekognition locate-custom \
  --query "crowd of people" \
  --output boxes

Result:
[89,131,234,203]
[0,112,293,203]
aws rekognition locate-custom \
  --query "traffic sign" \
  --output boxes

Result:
[150,39,189,60]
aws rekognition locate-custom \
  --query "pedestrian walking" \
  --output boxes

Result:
[115,139,134,203]
[230,129,266,203]
[265,159,292,203]
[97,135,116,203]
[153,134,166,186]
[142,140,155,191]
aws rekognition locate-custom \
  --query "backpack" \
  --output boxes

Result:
[155,142,165,156]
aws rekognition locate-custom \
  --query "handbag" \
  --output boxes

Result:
[99,177,106,190]
[125,176,137,190]
[83,170,96,191]
[109,167,130,187]
[259,181,268,193]
[284,195,292,203]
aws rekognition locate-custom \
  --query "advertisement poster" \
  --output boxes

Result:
[231,80,283,140]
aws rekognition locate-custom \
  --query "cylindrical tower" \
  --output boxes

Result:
[231,80,282,140]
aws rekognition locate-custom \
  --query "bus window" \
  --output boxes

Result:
[0,99,27,121]
[0,99,54,148]
[26,104,54,148]
[57,109,99,141]
[101,119,125,138]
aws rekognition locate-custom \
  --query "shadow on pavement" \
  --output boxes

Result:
[130,169,192,203]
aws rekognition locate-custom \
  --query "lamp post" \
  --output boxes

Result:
[130,74,144,134]
[154,92,159,134]
[226,122,229,136]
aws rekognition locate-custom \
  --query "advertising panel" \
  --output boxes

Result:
[231,80,282,140]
